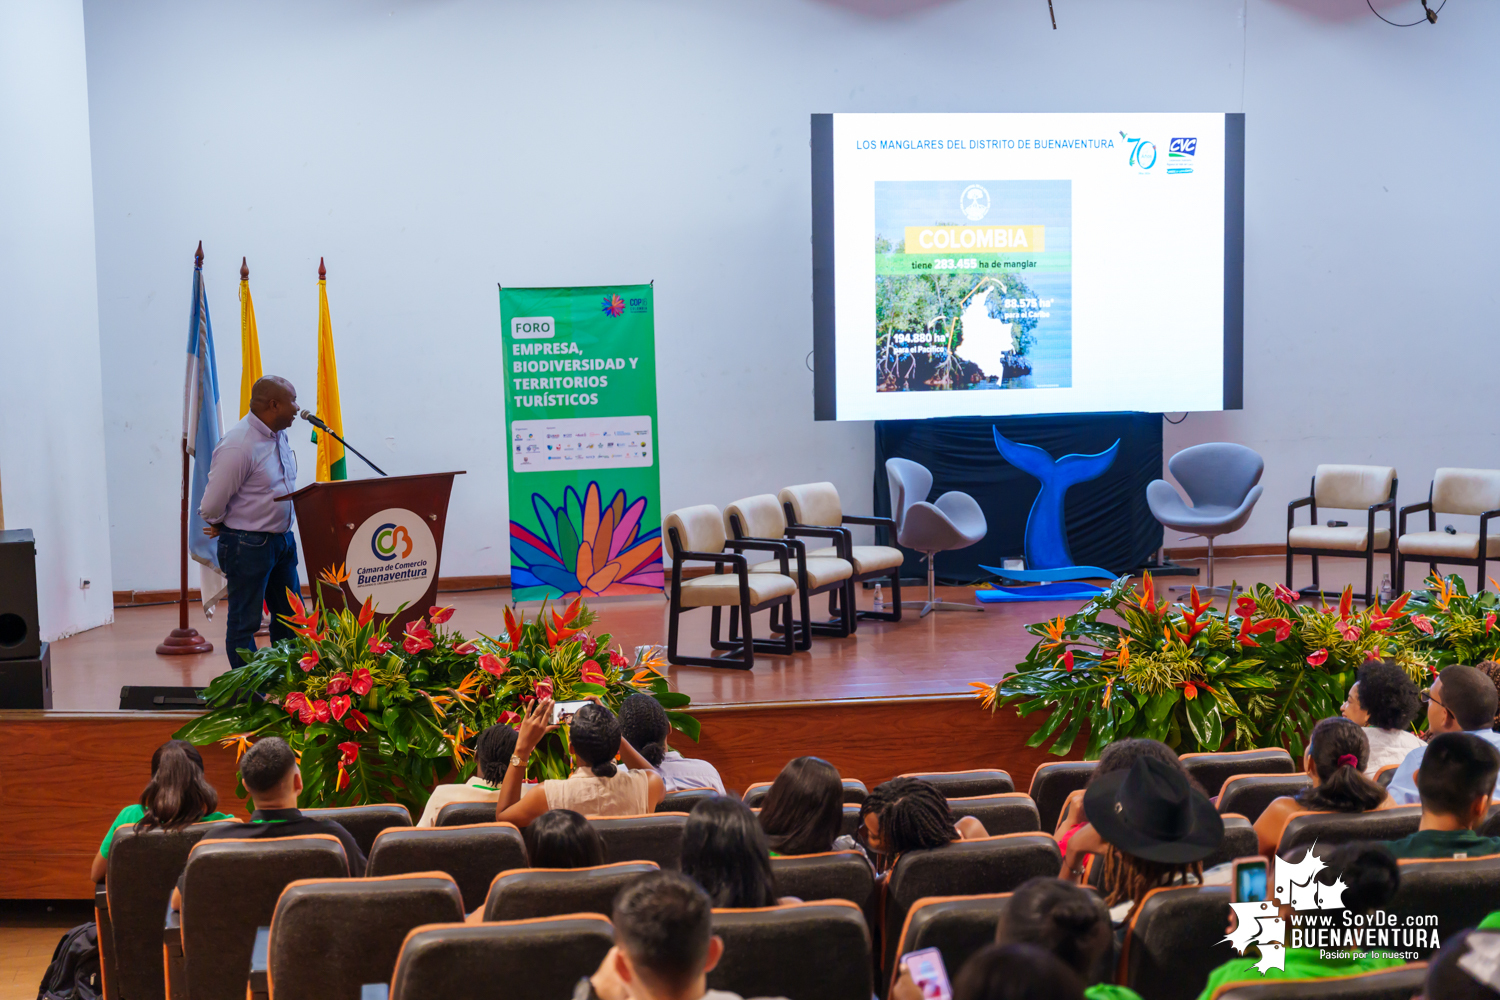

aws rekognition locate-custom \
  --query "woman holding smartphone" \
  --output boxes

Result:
[494,698,664,827]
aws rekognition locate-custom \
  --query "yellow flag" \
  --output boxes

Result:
[238,258,263,419]
[314,258,346,481]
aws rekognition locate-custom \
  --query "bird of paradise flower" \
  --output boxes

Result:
[510,482,663,598]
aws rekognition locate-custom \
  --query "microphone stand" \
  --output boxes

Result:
[303,414,389,477]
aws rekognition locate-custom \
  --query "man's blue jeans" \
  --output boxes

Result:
[219,528,301,668]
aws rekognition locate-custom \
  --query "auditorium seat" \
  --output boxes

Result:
[882,833,1062,973]
[1178,748,1295,797]
[173,835,350,1000]
[366,823,528,911]
[1479,802,1500,837]
[751,802,862,838]
[742,778,868,808]
[1388,854,1500,953]
[1217,773,1313,823]
[890,893,1013,996]
[435,801,502,827]
[1277,806,1422,859]
[709,901,872,1000]
[100,819,235,1000]
[302,804,412,857]
[1119,885,1235,1000]
[591,813,688,870]
[897,768,1015,797]
[1203,813,1258,871]
[247,873,464,1000]
[769,851,876,912]
[657,787,723,813]
[1374,764,1398,788]
[1027,760,1096,832]
[386,916,615,1000]
[947,792,1041,835]
[481,862,659,922]
[777,481,905,623]
[1207,964,1428,1000]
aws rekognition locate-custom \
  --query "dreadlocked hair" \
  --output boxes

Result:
[1097,845,1201,909]
[874,778,958,856]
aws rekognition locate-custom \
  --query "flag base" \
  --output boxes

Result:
[156,627,214,656]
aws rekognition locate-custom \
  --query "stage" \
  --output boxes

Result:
[1,553,1380,899]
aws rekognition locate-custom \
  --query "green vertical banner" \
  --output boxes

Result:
[501,285,663,602]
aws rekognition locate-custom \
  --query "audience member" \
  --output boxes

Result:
[416,723,520,826]
[578,872,787,1000]
[993,877,1142,1000]
[1426,929,1500,1000]
[1480,660,1500,729]
[1388,665,1500,804]
[531,809,606,868]
[894,943,1086,1000]
[859,777,988,872]
[1253,716,1392,857]
[681,796,779,908]
[496,699,665,827]
[1196,843,1405,999]
[620,693,725,794]
[1383,731,1500,858]
[1054,738,1197,880]
[1080,756,1220,922]
[1340,659,1425,777]
[757,756,845,857]
[92,739,235,883]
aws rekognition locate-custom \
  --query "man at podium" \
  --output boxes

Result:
[198,375,303,667]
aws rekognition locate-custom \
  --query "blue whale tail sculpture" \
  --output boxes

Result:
[992,428,1120,570]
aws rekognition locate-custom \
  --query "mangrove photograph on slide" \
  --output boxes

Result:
[874,179,1072,392]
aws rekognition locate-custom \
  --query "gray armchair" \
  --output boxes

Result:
[886,458,988,616]
[1147,443,1264,594]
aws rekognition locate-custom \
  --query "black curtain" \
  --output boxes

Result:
[872,413,1163,583]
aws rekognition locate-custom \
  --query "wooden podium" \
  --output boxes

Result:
[279,471,464,638]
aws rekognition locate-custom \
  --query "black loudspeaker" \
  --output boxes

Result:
[118,686,208,711]
[0,529,42,661]
[0,642,52,709]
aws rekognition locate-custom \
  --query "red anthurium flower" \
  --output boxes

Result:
[327,673,350,695]
[1183,682,1198,700]
[1062,650,1074,672]
[312,699,331,723]
[299,651,320,675]
[499,710,522,727]
[1307,649,1329,666]
[403,618,435,655]
[330,694,351,721]
[429,605,455,625]
[344,708,370,732]
[583,637,598,656]
[335,767,350,792]
[338,742,360,767]
[1274,583,1298,603]
[351,668,373,696]
[1365,648,1382,662]
[1412,614,1434,635]
[452,641,478,655]
[1488,613,1497,633]
[356,596,376,629]
[283,692,308,717]
[535,678,554,701]
[368,636,393,656]
[477,653,509,678]
[503,605,524,647]
[297,699,317,724]
[1257,617,1292,643]
[609,649,628,668]
[581,663,607,685]
[1235,594,1258,618]
[1336,620,1361,643]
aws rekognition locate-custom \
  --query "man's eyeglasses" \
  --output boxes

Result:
[1420,688,1447,712]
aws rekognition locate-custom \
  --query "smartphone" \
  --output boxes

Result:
[551,699,591,726]
[899,947,952,1000]
[1231,856,1269,903]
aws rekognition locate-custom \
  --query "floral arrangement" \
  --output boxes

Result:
[175,578,695,812]
[972,572,1481,759]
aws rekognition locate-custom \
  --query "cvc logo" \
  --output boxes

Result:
[372,523,414,562]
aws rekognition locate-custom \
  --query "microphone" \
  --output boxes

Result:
[299,409,330,432]
[296,410,388,477]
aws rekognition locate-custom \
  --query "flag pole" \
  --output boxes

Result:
[158,241,215,655]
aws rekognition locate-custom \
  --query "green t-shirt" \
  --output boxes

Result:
[1478,911,1500,931]
[1085,985,1144,1000]
[1197,948,1406,1000]
[1382,828,1500,859]
[98,804,235,857]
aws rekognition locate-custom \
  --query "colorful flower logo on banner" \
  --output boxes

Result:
[511,481,663,598]
[601,294,625,317]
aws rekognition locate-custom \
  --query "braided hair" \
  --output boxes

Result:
[871,778,958,856]
[569,702,621,778]
[619,693,671,767]
[1096,847,1202,909]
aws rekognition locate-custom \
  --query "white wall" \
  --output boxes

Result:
[78,0,1498,590]
[0,0,114,639]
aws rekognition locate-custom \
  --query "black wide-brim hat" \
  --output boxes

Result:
[1083,755,1223,865]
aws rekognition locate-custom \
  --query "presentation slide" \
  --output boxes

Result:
[812,112,1243,421]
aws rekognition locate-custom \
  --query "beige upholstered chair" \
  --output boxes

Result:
[724,494,856,645]
[663,505,798,669]
[777,482,905,622]
[1397,468,1500,593]
[1286,464,1397,606]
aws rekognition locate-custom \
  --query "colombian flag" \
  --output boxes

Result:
[313,257,346,481]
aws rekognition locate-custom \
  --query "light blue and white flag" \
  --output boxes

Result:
[184,253,227,614]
